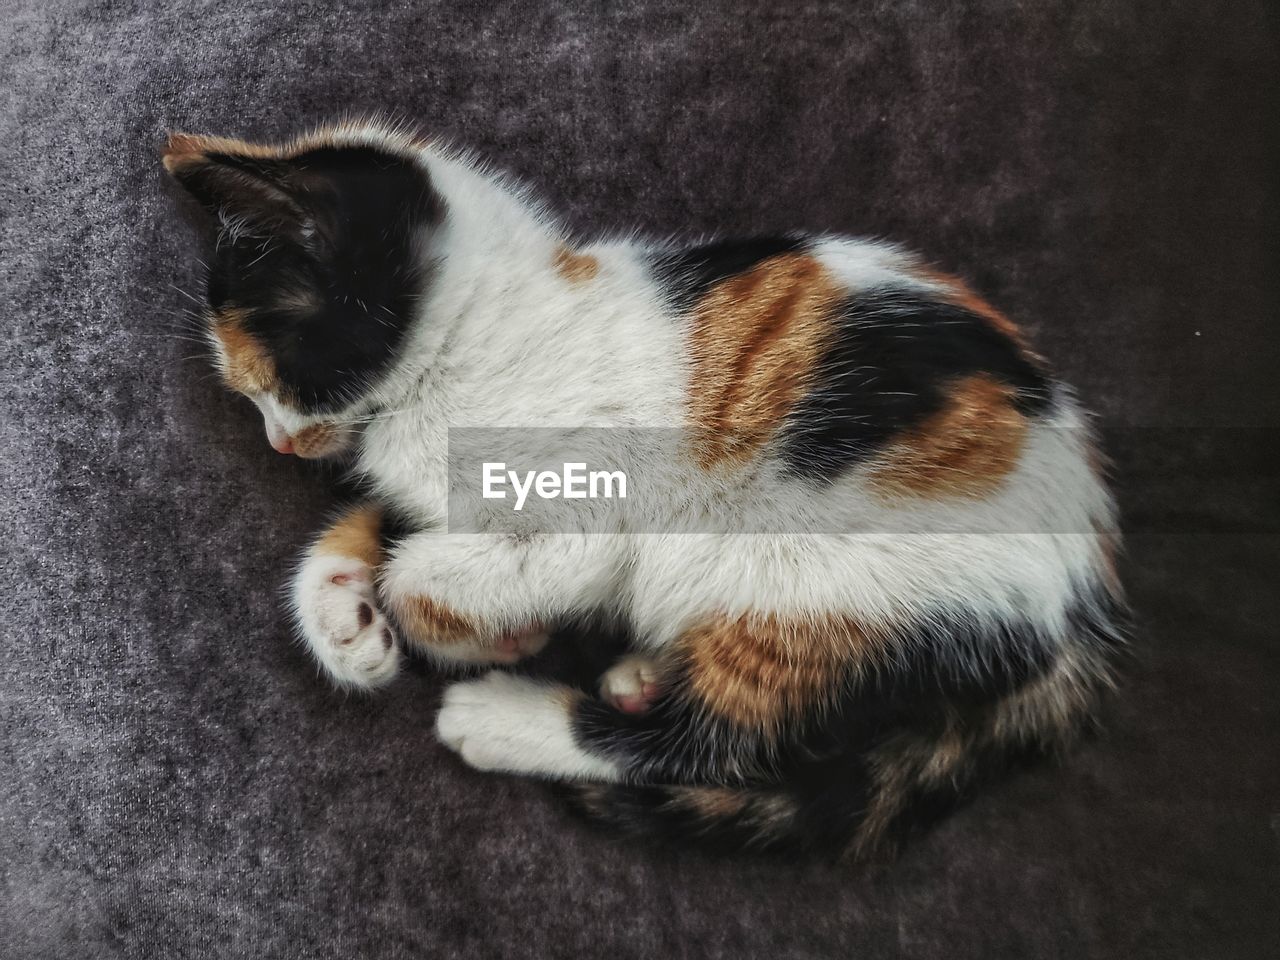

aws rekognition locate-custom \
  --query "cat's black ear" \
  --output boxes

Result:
[161,133,308,239]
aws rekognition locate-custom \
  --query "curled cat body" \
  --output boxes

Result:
[162,120,1125,859]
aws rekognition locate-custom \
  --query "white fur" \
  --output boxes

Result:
[436,672,621,780]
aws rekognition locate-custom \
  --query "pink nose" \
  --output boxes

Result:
[270,434,295,455]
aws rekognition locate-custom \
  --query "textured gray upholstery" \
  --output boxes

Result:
[1,2,1276,957]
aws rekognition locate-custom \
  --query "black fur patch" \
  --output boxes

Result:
[819,590,1124,754]
[573,684,778,786]
[651,235,809,308]
[198,145,441,412]
[780,288,1053,480]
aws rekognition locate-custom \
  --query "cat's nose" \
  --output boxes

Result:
[256,404,296,455]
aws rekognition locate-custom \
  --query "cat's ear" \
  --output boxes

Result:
[161,133,307,239]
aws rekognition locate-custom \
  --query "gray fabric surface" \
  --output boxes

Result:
[1,2,1277,958]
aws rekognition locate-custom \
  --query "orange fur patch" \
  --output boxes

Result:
[687,254,842,468]
[162,133,282,173]
[292,422,340,459]
[869,374,1028,500]
[553,245,599,283]
[679,787,750,819]
[680,613,877,731]
[388,595,478,646]
[161,124,430,174]
[313,505,384,568]
[210,310,277,394]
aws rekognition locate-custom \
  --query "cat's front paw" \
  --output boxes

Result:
[292,554,400,690]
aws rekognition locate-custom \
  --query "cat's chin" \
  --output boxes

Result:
[286,420,356,459]
[292,445,348,461]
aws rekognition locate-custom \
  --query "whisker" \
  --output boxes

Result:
[168,282,203,306]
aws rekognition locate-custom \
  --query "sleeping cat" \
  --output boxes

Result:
[162,121,1125,857]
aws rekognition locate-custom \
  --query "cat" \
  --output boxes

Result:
[162,120,1125,858]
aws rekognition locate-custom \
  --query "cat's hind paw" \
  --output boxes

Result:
[599,655,665,714]
[291,554,400,690]
[436,672,619,781]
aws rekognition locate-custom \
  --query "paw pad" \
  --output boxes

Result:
[294,555,400,689]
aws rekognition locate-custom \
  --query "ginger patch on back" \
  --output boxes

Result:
[869,374,1028,500]
[687,254,841,468]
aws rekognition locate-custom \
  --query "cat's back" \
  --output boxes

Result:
[619,231,1117,638]
[649,231,1098,502]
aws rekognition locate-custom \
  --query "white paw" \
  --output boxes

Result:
[600,655,665,714]
[291,553,400,690]
[436,672,619,781]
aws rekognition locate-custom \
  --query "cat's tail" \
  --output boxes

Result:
[566,782,813,854]
[564,730,994,860]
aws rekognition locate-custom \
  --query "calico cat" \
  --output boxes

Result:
[162,121,1125,858]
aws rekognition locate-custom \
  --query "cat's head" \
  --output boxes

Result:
[162,125,441,457]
